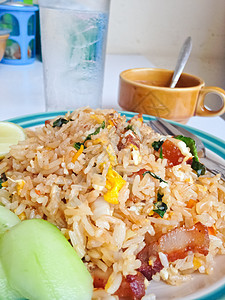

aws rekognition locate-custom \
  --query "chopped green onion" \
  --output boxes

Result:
[143,171,167,184]
[159,146,163,159]
[84,121,105,142]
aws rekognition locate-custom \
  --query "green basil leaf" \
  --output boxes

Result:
[53,118,69,128]
[143,171,167,184]
[174,135,206,177]
[125,125,136,134]
[153,192,167,218]
[174,135,198,161]
[153,201,168,218]
[157,191,164,202]
[152,140,164,151]
[191,158,206,177]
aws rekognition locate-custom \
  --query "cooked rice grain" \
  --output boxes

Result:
[1,107,225,299]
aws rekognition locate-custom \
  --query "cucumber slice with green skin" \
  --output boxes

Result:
[0,206,21,235]
[0,219,93,300]
[0,206,23,299]
[0,259,23,300]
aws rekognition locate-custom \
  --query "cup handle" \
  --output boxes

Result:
[196,86,225,117]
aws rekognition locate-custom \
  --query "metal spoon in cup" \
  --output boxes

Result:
[170,36,192,88]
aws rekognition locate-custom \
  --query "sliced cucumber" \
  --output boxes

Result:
[0,259,23,300]
[0,206,21,235]
[0,219,93,300]
[0,206,23,299]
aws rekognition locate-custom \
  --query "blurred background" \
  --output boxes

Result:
[107,0,225,119]
[0,0,224,117]
[107,0,225,91]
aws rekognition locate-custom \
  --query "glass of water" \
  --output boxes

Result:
[39,0,111,111]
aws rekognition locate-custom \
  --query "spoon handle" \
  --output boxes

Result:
[170,36,192,88]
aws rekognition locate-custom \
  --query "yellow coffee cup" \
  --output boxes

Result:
[118,68,225,123]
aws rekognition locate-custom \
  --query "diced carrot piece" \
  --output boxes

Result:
[208,226,216,236]
[35,189,41,195]
[186,199,196,208]
[72,144,84,163]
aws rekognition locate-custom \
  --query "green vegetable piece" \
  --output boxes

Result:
[152,140,164,151]
[0,206,20,235]
[74,142,84,150]
[125,125,136,134]
[0,207,23,299]
[191,158,206,177]
[156,191,163,202]
[84,121,105,142]
[174,135,206,176]
[0,259,23,300]
[153,201,168,218]
[0,219,93,300]
[142,171,167,184]
[174,135,198,160]
[153,192,167,218]
[74,121,105,150]
[159,146,163,159]
[0,173,7,189]
[53,118,69,128]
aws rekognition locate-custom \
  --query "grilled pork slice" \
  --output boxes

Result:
[158,222,210,261]
[137,241,163,281]
[137,222,209,280]
[92,222,209,299]
[115,272,146,300]
[92,267,112,289]
[92,268,145,300]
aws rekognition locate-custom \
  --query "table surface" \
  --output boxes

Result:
[0,54,224,141]
[1,54,225,300]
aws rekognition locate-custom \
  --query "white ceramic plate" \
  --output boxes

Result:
[6,111,225,300]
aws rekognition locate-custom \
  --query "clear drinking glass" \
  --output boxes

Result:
[38,0,111,111]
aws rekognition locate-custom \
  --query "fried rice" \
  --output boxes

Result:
[0,107,225,300]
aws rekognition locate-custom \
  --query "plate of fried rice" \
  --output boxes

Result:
[1,108,225,300]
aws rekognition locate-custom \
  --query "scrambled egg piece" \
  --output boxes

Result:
[104,166,126,204]
[90,114,105,124]
[193,257,202,270]
[17,180,25,196]
[1,181,8,187]
[18,212,26,221]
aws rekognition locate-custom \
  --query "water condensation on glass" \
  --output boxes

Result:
[40,6,109,111]
[68,11,108,95]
